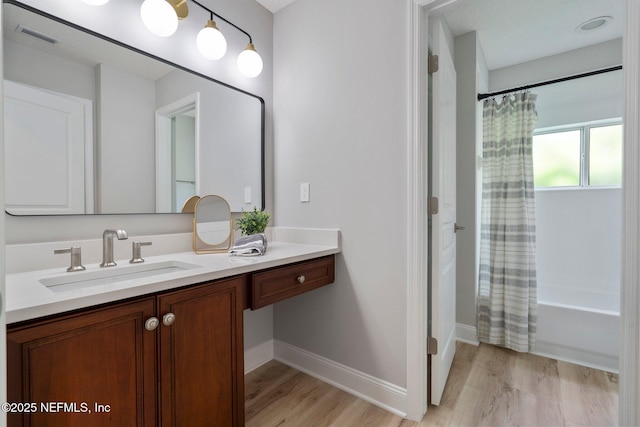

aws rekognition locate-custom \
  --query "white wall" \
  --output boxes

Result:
[4,39,95,101]
[533,70,623,129]
[536,189,622,303]
[489,39,622,93]
[490,39,623,130]
[272,0,409,388]
[3,0,274,355]
[97,64,156,213]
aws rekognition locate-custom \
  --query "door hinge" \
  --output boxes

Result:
[428,196,439,215]
[428,54,439,74]
[427,336,438,355]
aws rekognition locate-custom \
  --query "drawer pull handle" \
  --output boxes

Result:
[162,312,176,326]
[145,317,159,331]
[297,275,306,284]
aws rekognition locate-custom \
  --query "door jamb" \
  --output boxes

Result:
[620,1,640,424]
[407,0,460,420]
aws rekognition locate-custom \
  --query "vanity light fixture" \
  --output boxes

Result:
[237,43,263,78]
[139,0,263,77]
[196,15,227,60]
[140,0,188,37]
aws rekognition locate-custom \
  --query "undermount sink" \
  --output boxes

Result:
[40,261,201,293]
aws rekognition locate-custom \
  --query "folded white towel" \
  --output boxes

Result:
[229,234,267,257]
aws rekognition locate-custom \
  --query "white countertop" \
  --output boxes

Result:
[6,228,340,324]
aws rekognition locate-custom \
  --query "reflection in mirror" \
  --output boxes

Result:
[181,195,200,214]
[3,1,264,215]
[193,195,232,254]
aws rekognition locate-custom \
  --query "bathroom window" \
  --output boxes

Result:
[533,120,622,188]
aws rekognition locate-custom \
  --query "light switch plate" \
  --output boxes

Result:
[300,183,310,202]
[244,187,252,203]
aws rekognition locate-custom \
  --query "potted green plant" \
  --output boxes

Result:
[236,207,271,236]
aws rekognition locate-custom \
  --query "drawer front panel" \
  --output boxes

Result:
[251,255,335,309]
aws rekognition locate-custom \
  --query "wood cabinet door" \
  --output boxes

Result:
[7,298,157,427]
[158,277,244,427]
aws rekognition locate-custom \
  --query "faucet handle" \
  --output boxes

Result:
[54,246,86,272]
[130,242,152,264]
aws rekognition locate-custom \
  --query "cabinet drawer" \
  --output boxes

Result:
[251,255,335,309]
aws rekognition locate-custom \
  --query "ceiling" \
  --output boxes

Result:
[440,0,624,70]
[255,0,624,71]
[4,5,174,81]
[255,0,296,13]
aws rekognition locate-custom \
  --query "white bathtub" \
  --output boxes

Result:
[535,286,620,373]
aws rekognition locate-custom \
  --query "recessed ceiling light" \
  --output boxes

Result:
[576,16,612,33]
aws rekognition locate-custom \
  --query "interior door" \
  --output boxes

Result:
[429,18,457,406]
[4,80,92,214]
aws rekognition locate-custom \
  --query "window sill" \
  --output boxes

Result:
[534,185,622,192]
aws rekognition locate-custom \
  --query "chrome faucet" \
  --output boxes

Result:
[100,229,128,267]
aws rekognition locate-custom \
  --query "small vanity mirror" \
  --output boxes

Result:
[192,195,232,254]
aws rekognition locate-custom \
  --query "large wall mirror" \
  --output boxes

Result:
[3,0,265,215]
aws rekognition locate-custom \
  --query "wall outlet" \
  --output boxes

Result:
[300,183,310,202]
[244,187,252,203]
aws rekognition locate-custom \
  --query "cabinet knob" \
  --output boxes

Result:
[145,317,159,331]
[162,312,176,326]
[297,275,306,284]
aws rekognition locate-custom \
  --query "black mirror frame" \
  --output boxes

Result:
[3,0,266,216]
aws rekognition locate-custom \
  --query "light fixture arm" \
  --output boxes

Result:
[190,0,253,43]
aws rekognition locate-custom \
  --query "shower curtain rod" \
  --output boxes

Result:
[476,65,622,101]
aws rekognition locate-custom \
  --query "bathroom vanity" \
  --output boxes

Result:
[2,2,339,425]
[5,233,339,427]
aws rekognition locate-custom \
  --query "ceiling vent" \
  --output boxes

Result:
[15,24,59,45]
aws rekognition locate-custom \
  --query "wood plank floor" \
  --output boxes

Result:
[245,342,618,426]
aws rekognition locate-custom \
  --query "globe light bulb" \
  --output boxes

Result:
[140,0,179,37]
[237,43,263,78]
[196,20,227,60]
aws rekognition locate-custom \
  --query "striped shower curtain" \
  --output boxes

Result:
[477,92,538,353]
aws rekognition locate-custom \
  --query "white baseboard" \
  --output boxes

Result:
[244,339,274,374]
[273,340,408,418]
[453,323,618,373]
[532,340,619,374]
[455,323,479,346]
